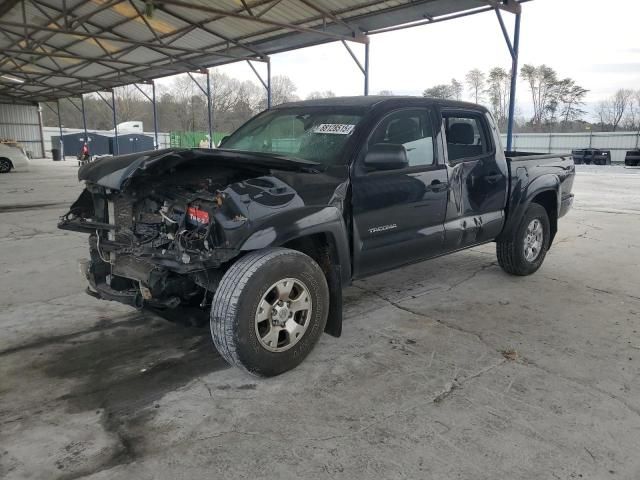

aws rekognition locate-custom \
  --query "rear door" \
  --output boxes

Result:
[351,107,449,278]
[440,109,509,251]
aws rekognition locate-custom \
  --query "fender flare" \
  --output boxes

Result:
[239,206,351,338]
[499,173,560,240]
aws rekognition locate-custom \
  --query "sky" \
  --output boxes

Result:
[165,0,640,120]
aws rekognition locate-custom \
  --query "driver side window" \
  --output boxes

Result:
[369,109,435,167]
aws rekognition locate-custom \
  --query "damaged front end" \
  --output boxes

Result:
[58,149,304,323]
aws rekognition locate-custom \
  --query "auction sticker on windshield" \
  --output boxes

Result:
[313,124,355,135]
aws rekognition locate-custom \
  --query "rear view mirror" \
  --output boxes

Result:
[364,143,408,171]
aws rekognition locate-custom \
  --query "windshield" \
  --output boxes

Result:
[221,107,364,165]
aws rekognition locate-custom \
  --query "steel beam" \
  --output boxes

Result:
[246,58,271,108]
[341,39,370,95]
[132,82,160,149]
[80,94,88,152]
[0,20,252,58]
[187,70,213,147]
[267,59,272,109]
[152,81,159,149]
[506,13,521,152]
[206,71,213,148]
[96,89,119,155]
[43,100,65,158]
[364,41,370,96]
[154,0,367,44]
[57,99,64,159]
[112,89,119,155]
[494,9,515,59]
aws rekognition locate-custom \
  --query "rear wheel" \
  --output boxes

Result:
[0,158,12,173]
[211,248,329,377]
[497,203,551,276]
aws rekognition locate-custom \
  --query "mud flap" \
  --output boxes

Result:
[324,263,342,337]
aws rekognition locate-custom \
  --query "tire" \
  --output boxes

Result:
[497,202,551,276]
[211,248,329,377]
[0,158,12,173]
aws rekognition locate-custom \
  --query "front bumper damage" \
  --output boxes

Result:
[59,149,312,315]
[74,234,236,311]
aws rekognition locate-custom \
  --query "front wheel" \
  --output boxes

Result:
[0,158,12,173]
[211,248,329,377]
[497,203,551,276]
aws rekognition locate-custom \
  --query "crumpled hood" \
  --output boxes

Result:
[77,148,323,191]
[78,148,198,190]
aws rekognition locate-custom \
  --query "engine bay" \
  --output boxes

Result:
[58,162,304,314]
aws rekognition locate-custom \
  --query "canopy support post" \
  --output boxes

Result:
[80,94,88,150]
[56,99,64,159]
[133,81,160,149]
[246,58,272,109]
[341,37,370,96]
[495,7,521,153]
[111,89,119,155]
[152,81,159,149]
[506,13,520,152]
[267,58,272,109]
[187,70,214,147]
[206,70,213,147]
[364,40,370,96]
[96,90,118,155]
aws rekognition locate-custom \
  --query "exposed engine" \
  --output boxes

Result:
[60,164,294,318]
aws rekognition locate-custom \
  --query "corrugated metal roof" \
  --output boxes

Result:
[0,0,526,103]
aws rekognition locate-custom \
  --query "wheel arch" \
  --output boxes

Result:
[238,208,351,338]
[530,189,558,246]
[499,174,560,245]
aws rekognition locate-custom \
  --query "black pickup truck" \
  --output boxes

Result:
[59,97,575,376]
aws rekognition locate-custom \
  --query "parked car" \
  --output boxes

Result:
[0,142,30,173]
[625,149,640,166]
[571,148,611,165]
[59,97,575,376]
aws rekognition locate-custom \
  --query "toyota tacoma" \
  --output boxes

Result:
[59,97,575,376]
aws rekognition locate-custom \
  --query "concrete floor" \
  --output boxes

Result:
[1,160,639,480]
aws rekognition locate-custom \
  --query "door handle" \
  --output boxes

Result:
[484,174,503,183]
[425,179,447,192]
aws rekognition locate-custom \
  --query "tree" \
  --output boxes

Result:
[306,90,336,100]
[556,78,588,126]
[423,79,462,100]
[450,78,463,101]
[423,84,453,99]
[269,75,299,106]
[633,90,640,131]
[114,85,145,123]
[520,64,559,126]
[597,89,634,131]
[486,67,511,129]
[465,68,485,104]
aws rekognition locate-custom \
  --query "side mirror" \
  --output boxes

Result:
[364,143,408,171]
[218,135,230,147]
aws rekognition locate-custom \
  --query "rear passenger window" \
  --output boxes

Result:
[444,114,489,162]
[369,109,435,167]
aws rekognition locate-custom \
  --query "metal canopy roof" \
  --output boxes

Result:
[0,0,524,103]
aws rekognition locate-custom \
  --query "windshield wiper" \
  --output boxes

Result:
[217,149,323,172]
[268,155,323,173]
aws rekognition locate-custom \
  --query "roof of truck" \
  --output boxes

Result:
[276,95,486,110]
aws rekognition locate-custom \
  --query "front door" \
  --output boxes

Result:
[351,108,449,278]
